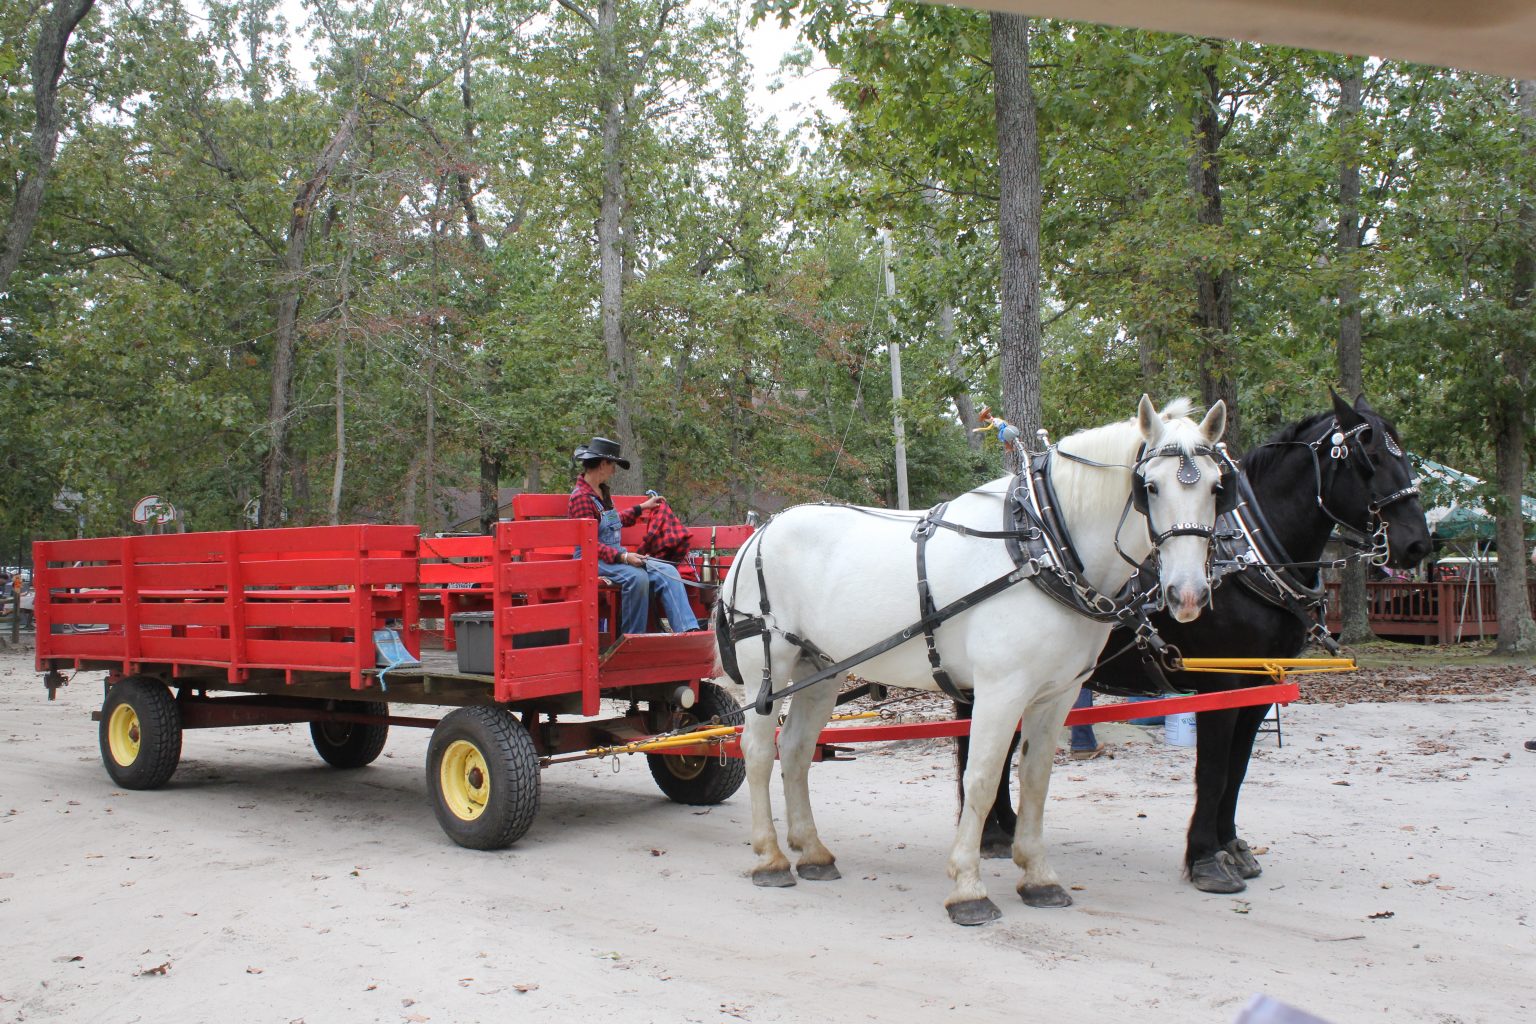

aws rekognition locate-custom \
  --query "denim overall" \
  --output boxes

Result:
[593,500,699,635]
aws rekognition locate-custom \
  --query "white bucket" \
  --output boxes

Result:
[1164,712,1198,747]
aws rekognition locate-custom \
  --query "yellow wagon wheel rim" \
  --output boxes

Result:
[439,740,491,821]
[662,712,708,781]
[107,704,142,766]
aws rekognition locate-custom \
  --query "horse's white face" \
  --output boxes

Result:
[1135,395,1228,623]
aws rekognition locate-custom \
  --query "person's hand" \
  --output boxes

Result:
[624,552,646,567]
[639,494,663,511]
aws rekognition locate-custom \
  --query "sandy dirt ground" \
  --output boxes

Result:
[1,641,1533,1024]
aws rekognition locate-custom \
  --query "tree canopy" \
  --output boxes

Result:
[2,1,1532,575]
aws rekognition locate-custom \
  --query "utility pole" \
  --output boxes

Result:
[883,230,910,510]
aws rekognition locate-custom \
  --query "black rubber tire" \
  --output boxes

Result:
[647,681,747,805]
[99,677,182,790]
[426,707,541,850]
[310,701,390,769]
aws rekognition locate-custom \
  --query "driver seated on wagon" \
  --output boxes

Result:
[567,436,700,635]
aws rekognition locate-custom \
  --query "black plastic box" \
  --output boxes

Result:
[451,612,568,675]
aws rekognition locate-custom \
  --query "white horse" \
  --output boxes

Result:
[718,396,1228,925]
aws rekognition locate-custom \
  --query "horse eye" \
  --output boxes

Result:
[1145,481,1159,495]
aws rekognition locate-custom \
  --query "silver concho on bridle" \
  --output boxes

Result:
[1177,453,1202,485]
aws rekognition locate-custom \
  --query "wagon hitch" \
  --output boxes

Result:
[43,670,68,701]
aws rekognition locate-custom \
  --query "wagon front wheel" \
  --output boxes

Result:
[310,700,390,769]
[99,677,182,790]
[647,681,746,806]
[426,707,540,850]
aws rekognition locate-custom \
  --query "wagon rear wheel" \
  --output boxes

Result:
[426,707,540,850]
[99,677,182,790]
[310,700,390,769]
[647,681,746,805]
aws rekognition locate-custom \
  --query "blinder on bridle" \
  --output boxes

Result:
[1129,442,1240,545]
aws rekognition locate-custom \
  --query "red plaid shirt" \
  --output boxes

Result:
[568,477,642,564]
[638,502,692,563]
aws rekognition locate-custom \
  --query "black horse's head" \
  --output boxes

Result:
[1324,390,1433,568]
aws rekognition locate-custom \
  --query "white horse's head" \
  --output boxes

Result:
[1135,395,1229,623]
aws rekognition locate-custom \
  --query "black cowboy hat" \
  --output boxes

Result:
[573,436,630,469]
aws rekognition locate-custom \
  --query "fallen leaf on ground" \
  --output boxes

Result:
[1368,911,1395,920]
[514,983,539,993]
[138,962,171,977]
[246,967,263,975]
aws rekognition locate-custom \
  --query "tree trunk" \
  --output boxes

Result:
[1335,59,1374,645]
[425,352,438,529]
[479,440,501,535]
[597,0,643,489]
[328,334,346,526]
[1494,79,1536,656]
[0,0,96,294]
[259,107,360,528]
[922,183,981,450]
[991,13,1043,453]
[1189,47,1241,450]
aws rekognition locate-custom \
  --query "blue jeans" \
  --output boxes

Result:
[1069,686,1098,751]
[598,559,699,634]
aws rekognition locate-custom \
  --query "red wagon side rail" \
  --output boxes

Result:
[35,525,420,689]
[489,518,602,710]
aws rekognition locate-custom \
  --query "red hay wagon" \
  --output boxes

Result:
[33,499,1320,850]
[34,505,754,850]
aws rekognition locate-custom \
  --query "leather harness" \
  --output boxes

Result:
[717,443,1228,716]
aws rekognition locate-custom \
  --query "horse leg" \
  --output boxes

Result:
[740,643,802,889]
[944,686,1029,926]
[778,675,842,880]
[1186,702,1246,893]
[955,700,1019,859]
[1214,703,1270,879]
[1011,684,1079,908]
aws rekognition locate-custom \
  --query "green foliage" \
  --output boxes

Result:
[2,0,1533,559]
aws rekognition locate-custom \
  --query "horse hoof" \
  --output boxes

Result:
[946,898,1002,926]
[1224,839,1263,879]
[1018,883,1074,908]
[1190,852,1246,893]
[796,861,841,881]
[752,868,797,888]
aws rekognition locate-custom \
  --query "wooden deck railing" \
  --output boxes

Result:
[1324,580,1536,643]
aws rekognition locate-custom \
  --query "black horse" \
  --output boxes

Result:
[960,392,1432,894]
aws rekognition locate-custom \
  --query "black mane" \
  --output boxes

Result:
[1240,412,1334,482]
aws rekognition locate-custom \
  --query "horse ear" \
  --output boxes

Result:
[1353,393,1377,416]
[1331,388,1363,426]
[1199,400,1227,444]
[1137,394,1161,442]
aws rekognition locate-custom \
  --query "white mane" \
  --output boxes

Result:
[1049,399,1206,519]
